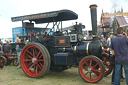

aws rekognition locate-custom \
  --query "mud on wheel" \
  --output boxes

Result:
[20,42,50,78]
[78,55,105,83]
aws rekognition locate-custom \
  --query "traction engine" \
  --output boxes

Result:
[11,4,112,83]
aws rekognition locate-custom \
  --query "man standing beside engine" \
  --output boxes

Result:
[15,38,22,68]
[110,27,128,85]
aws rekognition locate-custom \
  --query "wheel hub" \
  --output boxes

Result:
[88,67,92,73]
[32,58,37,63]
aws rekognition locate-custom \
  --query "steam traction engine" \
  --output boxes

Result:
[11,4,112,83]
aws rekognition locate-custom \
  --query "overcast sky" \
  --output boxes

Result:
[0,0,128,38]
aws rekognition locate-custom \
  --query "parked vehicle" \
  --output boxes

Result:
[1,43,24,66]
[11,4,112,83]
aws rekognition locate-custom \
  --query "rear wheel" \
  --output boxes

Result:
[21,42,50,78]
[102,53,112,76]
[78,55,105,83]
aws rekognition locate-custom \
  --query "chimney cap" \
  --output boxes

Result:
[89,4,98,9]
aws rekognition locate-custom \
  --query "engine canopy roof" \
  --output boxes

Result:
[11,10,78,24]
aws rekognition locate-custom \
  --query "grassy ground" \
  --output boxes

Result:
[0,64,126,85]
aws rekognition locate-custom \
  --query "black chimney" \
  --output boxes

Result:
[89,4,98,40]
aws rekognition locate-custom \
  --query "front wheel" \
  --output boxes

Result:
[78,55,105,83]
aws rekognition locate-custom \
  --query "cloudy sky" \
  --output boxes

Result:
[0,0,128,38]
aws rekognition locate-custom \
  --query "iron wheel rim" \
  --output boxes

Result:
[79,57,103,83]
[21,45,45,77]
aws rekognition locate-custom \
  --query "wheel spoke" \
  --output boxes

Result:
[93,69,101,73]
[34,64,36,72]
[36,51,41,58]
[90,59,92,66]
[93,63,98,68]
[105,69,107,72]
[38,59,44,62]
[84,61,89,66]
[84,72,89,76]
[33,47,35,57]
[36,65,38,74]
[89,73,92,79]
[37,63,42,70]
[26,53,32,59]
[26,50,33,57]
[23,59,32,62]
[34,48,37,55]
[28,64,34,70]
[93,72,99,77]
[83,67,87,71]
[105,63,110,67]
[27,62,32,67]
[39,54,43,59]
[39,62,44,67]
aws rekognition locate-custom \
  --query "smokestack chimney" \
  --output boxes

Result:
[89,4,98,40]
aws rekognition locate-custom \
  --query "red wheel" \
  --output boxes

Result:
[102,53,112,76]
[34,43,51,73]
[0,56,6,69]
[21,42,50,78]
[35,44,51,74]
[78,55,105,83]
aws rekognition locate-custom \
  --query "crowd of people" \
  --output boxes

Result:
[97,27,128,85]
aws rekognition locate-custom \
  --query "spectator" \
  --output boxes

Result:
[110,33,125,84]
[110,27,128,85]
[10,40,12,43]
[0,43,3,56]
[0,39,3,45]
[100,34,107,48]
[4,40,7,44]
[98,35,101,40]
[15,38,22,68]
[107,34,111,46]
[3,41,12,54]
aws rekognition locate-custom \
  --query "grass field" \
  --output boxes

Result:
[0,64,126,85]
